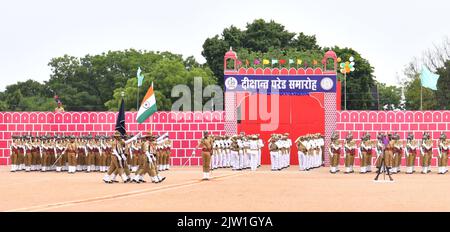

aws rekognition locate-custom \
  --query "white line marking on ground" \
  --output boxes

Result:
[6,172,250,212]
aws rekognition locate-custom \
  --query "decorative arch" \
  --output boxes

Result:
[433,111,442,122]
[414,111,424,122]
[359,111,368,122]
[12,112,20,123]
[377,111,386,122]
[341,111,350,122]
[386,111,395,122]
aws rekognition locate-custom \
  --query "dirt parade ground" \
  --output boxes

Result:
[2,165,450,212]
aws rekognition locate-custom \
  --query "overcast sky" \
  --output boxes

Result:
[0,0,448,91]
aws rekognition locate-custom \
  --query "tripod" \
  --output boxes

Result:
[374,153,393,181]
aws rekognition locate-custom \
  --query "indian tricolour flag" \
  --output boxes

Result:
[137,82,157,124]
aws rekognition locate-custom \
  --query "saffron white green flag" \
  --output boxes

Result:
[137,82,157,124]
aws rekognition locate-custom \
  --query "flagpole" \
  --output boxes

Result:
[137,86,139,111]
[344,72,347,110]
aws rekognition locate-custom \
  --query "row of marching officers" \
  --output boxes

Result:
[328,131,450,174]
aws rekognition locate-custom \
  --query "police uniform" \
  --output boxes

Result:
[85,139,95,172]
[437,133,449,174]
[40,137,50,172]
[230,136,240,171]
[10,136,19,172]
[64,136,78,174]
[359,133,373,174]
[225,136,232,168]
[212,137,220,170]
[132,132,166,184]
[384,135,395,171]
[237,136,245,170]
[405,133,418,174]
[107,132,129,182]
[24,138,32,172]
[329,132,341,173]
[344,134,356,173]
[420,132,433,174]
[284,133,292,168]
[243,137,251,169]
[198,132,213,180]
[17,137,26,171]
[249,135,259,171]
[130,140,140,172]
[164,138,172,170]
[270,136,280,171]
[257,136,263,168]
[392,134,403,174]
[55,136,65,172]
[296,136,307,171]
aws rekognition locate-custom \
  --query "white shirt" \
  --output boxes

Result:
[286,139,292,148]
[237,139,244,148]
[258,139,264,149]
[249,140,259,150]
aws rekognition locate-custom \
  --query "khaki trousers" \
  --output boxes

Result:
[384,150,393,167]
[330,152,340,167]
[393,151,402,168]
[68,153,77,166]
[438,152,448,167]
[31,151,41,165]
[422,151,432,167]
[344,153,354,167]
[10,151,18,165]
[406,151,416,167]
[202,151,211,172]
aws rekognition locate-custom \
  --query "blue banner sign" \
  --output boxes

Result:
[224,75,337,95]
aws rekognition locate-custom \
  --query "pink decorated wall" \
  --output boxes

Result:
[0,110,449,166]
[0,111,226,166]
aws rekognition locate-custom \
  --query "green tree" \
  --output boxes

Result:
[376,82,402,110]
[202,19,321,85]
[0,79,55,111]
[105,57,217,111]
[436,60,450,109]
[290,32,321,51]
[327,46,375,110]
[6,89,23,111]
[404,75,438,110]
[402,60,439,110]
[45,50,186,111]
[4,79,50,98]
